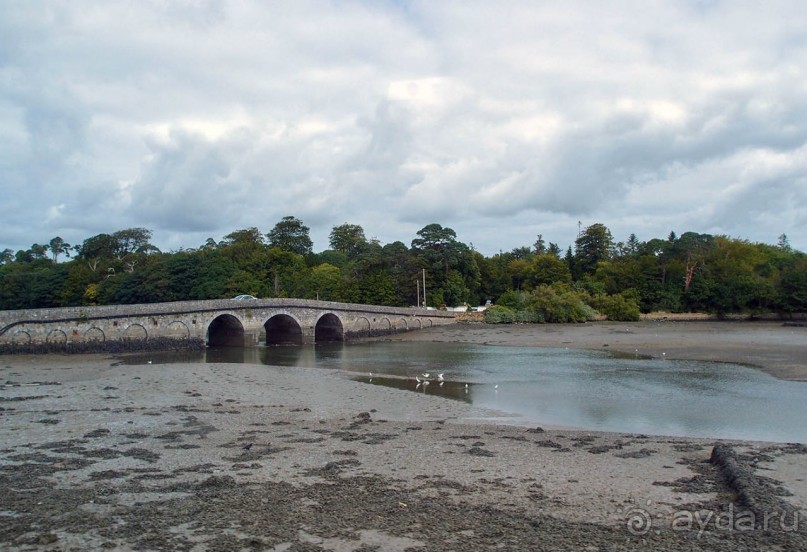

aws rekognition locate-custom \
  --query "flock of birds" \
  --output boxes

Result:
[368,371,498,393]
[414,372,447,389]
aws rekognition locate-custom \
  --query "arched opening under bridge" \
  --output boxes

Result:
[265,314,303,346]
[207,314,245,347]
[315,313,343,343]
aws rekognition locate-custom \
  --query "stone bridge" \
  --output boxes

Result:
[0,299,456,353]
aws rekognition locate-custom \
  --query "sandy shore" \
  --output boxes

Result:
[1,321,806,550]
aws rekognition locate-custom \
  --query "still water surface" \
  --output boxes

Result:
[134,341,807,443]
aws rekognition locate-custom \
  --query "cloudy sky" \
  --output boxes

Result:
[2,0,806,256]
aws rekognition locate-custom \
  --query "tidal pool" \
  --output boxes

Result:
[127,341,807,442]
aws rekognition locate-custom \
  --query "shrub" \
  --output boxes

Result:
[526,284,596,323]
[496,290,529,311]
[588,293,641,321]
[484,305,545,324]
[484,305,516,324]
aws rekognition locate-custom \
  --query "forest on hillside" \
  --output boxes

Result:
[2,218,806,322]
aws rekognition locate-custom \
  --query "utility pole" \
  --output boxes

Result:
[416,279,420,308]
[422,269,427,308]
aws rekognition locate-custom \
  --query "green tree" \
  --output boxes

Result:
[329,223,367,257]
[533,234,546,255]
[76,233,118,269]
[507,258,531,290]
[411,223,479,307]
[224,270,265,299]
[266,247,308,297]
[475,252,510,305]
[111,228,154,258]
[530,253,572,286]
[778,255,807,314]
[306,263,342,301]
[267,216,313,256]
[360,270,397,305]
[381,241,419,306]
[574,223,614,276]
[48,236,72,262]
[219,228,268,270]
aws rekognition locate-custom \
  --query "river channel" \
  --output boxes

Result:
[130,341,807,443]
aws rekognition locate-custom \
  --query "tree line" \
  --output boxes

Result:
[2,219,805,321]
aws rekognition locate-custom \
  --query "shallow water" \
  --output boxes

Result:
[127,341,807,442]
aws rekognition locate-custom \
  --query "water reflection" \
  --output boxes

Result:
[116,341,807,442]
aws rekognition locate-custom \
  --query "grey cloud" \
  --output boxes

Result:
[2,0,807,254]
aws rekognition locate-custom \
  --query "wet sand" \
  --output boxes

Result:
[1,321,806,550]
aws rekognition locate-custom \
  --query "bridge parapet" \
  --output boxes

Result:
[0,299,455,353]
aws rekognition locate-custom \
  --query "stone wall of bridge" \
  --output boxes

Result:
[0,299,455,353]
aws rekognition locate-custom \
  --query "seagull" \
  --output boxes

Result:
[494,384,499,390]
[437,373,444,381]
[415,376,422,383]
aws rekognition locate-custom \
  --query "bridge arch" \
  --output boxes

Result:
[165,320,190,339]
[397,318,408,330]
[84,327,105,342]
[12,330,31,346]
[315,313,344,343]
[46,329,67,345]
[350,316,371,338]
[207,314,245,347]
[265,314,303,346]
[123,323,148,341]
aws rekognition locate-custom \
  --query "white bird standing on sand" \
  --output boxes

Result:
[437,373,444,381]
[422,373,430,379]
[415,376,422,383]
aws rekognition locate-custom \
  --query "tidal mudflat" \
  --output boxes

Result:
[1,320,805,550]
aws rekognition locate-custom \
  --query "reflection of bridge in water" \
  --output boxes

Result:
[0,298,455,352]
